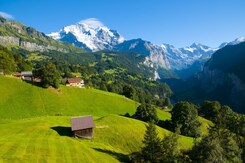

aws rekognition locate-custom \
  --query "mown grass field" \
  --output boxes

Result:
[0,76,210,162]
[0,115,193,162]
[0,76,138,119]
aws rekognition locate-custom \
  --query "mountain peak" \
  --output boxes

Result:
[48,18,124,51]
[229,37,245,45]
[190,42,206,48]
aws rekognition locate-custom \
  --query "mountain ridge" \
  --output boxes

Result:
[48,18,245,78]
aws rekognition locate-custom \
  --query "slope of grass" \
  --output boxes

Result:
[198,116,214,135]
[0,115,193,163]
[0,76,211,162]
[0,76,138,119]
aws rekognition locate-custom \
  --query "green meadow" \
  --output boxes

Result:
[0,76,210,162]
[0,76,138,119]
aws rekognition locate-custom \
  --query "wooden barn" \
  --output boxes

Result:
[70,115,95,138]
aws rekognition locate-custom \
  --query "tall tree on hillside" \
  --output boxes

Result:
[134,104,159,124]
[160,133,180,162]
[163,97,172,109]
[201,100,221,123]
[39,62,61,88]
[171,101,201,137]
[122,85,136,100]
[141,121,162,163]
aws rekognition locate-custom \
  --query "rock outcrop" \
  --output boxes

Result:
[0,36,67,52]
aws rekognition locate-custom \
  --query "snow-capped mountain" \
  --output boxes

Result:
[162,43,218,70]
[48,19,245,79]
[114,40,218,79]
[219,37,245,48]
[48,18,124,51]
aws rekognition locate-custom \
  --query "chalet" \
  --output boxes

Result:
[66,77,84,88]
[21,71,33,81]
[70,115,95,138]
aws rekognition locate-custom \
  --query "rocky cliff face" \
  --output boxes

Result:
[0,36,20,46]
[171,42,245,113]
[0,16,76,53]
[0,36,67,52]
[198,67,245,113]
[192,42,245,113]
[113,39,171,79]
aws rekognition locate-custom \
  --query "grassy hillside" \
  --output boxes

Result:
[0,76,138,119]
[0,115,193,162]
[0,76,212,162]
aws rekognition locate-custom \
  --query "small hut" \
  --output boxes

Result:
[70,115,95,138]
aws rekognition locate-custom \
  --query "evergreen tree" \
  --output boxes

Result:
[142,121,162,163]
[219,129,242,163]
[163,97,172,108]
[160,133,180,163]
[189,127,242,163]
[242,141,245,163]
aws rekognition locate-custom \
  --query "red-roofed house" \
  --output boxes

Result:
[70,115,95,138]
[66,77,84,88]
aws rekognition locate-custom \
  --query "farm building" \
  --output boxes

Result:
[66,77,84,88]
[70,115,95,138]
[21,71,33,81]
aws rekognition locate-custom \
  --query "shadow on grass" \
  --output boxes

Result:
[51,126,73,137]
[93,148,130,163]
[157,120,173,131]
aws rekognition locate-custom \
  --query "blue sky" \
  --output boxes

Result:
[1,0,245,47]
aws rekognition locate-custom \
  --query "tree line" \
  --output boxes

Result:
[129,100,244,163]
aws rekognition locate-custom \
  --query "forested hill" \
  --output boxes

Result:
[0,16,172,108]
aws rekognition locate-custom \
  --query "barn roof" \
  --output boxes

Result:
[67,77,82,84]
[70,115,95,131]
[21,71,33,76]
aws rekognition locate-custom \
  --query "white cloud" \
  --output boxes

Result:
[0,11,14,19]
[78,18,105,28]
